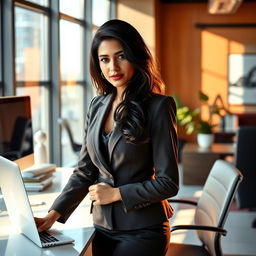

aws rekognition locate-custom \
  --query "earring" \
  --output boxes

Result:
[101,72,106,79]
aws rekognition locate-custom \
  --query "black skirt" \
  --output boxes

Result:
[92,221,170,256]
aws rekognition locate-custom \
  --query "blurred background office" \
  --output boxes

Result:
[1,1,256,255]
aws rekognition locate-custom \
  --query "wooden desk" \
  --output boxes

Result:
[0,168,95,256]
[182,143,235,185]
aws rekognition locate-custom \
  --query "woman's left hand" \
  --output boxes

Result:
[88,182,122,205]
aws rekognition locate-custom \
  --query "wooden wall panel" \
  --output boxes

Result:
[117,0,156,57]
[158,2,256,140]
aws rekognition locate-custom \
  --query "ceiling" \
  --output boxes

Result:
[160,0,256,14]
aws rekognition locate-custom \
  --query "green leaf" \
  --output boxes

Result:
[199,90,209,102]
[180,115,192,125]
[172,93,183,108]
[186,122,196,135]
[198,120,212,134]
[192,108,200,116]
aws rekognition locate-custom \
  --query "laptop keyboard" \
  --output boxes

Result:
[39,231,59,244]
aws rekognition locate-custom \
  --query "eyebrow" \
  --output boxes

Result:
[98,50,124,58]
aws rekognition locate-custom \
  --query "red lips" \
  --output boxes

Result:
[110,74,123,81]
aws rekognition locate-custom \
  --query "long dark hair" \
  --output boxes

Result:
[90,19,164,143]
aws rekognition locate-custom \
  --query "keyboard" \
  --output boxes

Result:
[39,231,59,244]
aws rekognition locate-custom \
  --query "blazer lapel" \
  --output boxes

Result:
[108,125,122,163]
[92,94,114,176]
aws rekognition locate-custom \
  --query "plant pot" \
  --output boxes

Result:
[197,133,214,148]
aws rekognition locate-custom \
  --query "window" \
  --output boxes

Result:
[60,0,84,20]
[15,5,50,158]
[92,0,111,27]
[25,0,49,7]
[15,7,48,81]
[58,0,114,166]
[60,19,85,166]
[16,86,49,143]
[60,20,83,82]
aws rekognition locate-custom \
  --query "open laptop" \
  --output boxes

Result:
[0,156,74,248]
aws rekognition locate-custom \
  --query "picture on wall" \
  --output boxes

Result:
[228,53,256,105]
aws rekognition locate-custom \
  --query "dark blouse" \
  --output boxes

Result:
[101,130,112,164]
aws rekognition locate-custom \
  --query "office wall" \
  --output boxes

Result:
[158,1,256,115]
[116,1,256,141]
[116,0,156,57]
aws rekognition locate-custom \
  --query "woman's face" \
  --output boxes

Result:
[98,39,135,93]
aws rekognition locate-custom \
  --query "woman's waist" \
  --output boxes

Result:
[92,200,172,230]
[94,220,170,234]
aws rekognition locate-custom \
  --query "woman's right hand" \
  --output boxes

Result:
[34,210,61,232]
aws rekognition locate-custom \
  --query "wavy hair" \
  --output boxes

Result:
[90,19,164,143]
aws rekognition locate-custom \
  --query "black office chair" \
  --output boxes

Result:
[58,118,82,156]
[166,160,243,256]
[235,126,256,227]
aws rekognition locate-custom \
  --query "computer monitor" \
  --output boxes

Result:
[0,96,34,170]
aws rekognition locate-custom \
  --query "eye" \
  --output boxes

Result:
[118,54,126,60]
[100,57,109,63]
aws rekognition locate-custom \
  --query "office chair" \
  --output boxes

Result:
[166,160,243,256]
[235,126,256,227]
[58,118,82,156]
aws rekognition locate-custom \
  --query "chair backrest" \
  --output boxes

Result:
[194,160,243,256]
[58,118,82,154]
[235,126,256,209]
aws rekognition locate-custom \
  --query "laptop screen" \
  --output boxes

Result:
[0,96,33,162]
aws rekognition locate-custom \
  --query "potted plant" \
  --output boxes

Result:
[173,91,220,149]
[172,93,200,135]
[194,91,217,148]
[172,93,199,160]
[196,120,215,148]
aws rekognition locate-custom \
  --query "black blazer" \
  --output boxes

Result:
[50,93,179,230]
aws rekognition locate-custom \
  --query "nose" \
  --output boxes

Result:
[109,59,120,72]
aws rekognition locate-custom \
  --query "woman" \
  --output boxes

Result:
[35,19,179,256]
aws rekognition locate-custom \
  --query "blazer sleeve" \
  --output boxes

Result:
[119,96,179,212]
[49,97,99,223]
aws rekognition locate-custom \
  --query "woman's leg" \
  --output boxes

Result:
[92,229,116,256]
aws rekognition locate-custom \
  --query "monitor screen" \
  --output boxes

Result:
[0,96,34,170]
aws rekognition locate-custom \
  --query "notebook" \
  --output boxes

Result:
[0,156,74,248]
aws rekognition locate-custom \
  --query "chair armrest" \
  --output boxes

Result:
[167,198,198,206]
[171,224,227,236]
